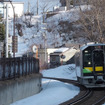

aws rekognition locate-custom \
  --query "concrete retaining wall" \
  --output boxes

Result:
[0,74,42,105]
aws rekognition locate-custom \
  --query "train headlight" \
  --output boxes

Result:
[88,62,91,65]
[85,50,88,53]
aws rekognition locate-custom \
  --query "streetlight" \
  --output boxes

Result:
[43,32,47,62]
[42,22,47,62]
[0,0,16,57]
[5,3,8,58]
[8,0,16,57]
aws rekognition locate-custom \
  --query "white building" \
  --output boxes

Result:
[0,2,24,18]
[0,3,3,16]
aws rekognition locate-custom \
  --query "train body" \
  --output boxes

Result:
[75,43,105,88]
[50,47,76,68]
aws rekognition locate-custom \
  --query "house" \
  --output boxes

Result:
[73,0,88,6]
[0,3,3,17]
[0,2,24,19]
[60,0,88,10]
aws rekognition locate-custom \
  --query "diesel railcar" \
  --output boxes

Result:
[75,43,105,88]
[50,47,76,68]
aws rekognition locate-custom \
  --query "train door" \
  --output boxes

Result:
[93,50,104,75]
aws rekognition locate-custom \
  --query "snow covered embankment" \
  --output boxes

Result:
[11,64,80,105]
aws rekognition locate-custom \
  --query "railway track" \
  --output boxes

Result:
[64,88,105,105]
[43,77,105,105]
[66,89,92,105]
[43,77,92,105]
[80,88,105,105]
[93,94,105,105]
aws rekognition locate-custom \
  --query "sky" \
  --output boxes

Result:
[12,0,61,14]
[11,64,80,105]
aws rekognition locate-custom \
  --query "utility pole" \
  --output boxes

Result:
[37,0,38,15]
[43,32,46,62]
[42,22,47,63]
[27,0,30,13]
[9,0,16,57]
[66,0,71,10]
[5,4,8,58]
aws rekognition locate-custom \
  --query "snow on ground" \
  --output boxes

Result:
[11,64,80,105]
[42,64,77,80]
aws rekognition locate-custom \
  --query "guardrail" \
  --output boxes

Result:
[0,57,39,80]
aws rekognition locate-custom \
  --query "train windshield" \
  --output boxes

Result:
[93,50,104,66]
[83,49,92,67]
[83,45,105,76]
[50,55,60,62]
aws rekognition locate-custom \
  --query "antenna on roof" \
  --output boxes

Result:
[27,0,30,13]
[37,0,38,15]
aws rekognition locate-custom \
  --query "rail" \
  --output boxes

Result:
[0,57,39,80]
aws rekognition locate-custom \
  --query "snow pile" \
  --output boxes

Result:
[11,64,80,105]
[42,64,77,80]
[11,80,79,105]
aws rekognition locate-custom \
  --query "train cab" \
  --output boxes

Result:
[75,43,105,88]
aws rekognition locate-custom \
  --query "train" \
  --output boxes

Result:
[75,43,105,88]
[50,47,77,68]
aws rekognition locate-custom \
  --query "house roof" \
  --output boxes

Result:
[3,2,24,4]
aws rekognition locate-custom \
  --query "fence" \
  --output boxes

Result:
[0,57,39,80]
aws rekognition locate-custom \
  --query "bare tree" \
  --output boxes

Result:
[78,0,105,43]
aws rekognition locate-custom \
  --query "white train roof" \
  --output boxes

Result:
[80,43,105,51]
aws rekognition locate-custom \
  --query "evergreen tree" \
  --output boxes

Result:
[0,15,5,42]
[0,23,5,41]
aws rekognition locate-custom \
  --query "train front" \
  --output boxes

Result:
[77,43,105,88]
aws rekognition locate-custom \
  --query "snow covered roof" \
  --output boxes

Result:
[54,48,69,53]
[3,2,24,4]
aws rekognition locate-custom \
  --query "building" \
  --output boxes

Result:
[60,0,88,10]
[38,48,58,69]
[50,47,77,68]
[0,2,24,18]
[73,0,88,6]
[0,3,3,17]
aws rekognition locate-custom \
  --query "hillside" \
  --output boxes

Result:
[13,5,91,56]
